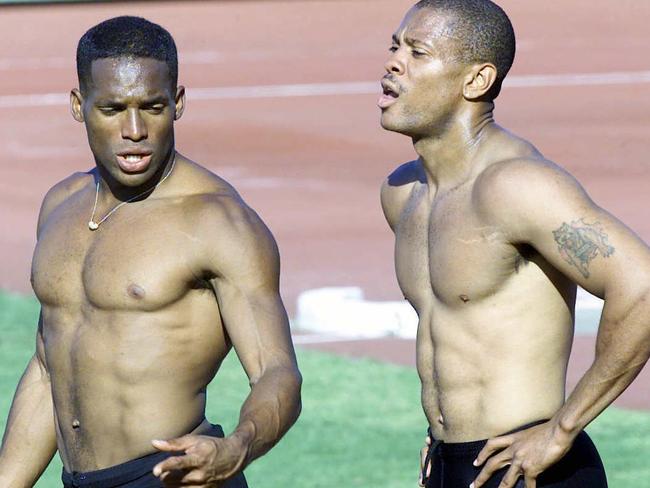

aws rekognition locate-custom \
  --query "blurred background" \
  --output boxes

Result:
[0,1,648,486]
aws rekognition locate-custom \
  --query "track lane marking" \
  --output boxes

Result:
[2,70,650,109]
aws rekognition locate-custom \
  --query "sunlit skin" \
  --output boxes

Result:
[379,8,469,139]
[71,57,185,200]
[0,56,302,488]
[380,6,650,488]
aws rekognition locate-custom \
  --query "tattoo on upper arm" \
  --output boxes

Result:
[552,219,615,278]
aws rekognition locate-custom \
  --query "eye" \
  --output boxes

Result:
[98,106,120,116]
[389,45,399,53]
[145,104,165,114]
[411,49,427,58]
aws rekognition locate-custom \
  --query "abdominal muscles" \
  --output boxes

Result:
[44,291,229,471]
[418,272,574,442]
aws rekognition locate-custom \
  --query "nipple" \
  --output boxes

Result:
[127,284,146,299]
[72,419,80,429]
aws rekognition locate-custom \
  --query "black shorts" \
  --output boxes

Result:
[422,421,607,488]
[62,424,248,488]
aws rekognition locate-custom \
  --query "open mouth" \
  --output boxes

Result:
[378,82,400,109]
[116,153,153,173]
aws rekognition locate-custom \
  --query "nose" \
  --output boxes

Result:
[384,50,405,76]
[121,108,147,141]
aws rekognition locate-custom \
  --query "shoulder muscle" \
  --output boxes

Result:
[474,158,595,242]
[195,193,280,288]
[37,171,91,238]
[381,159,425,231]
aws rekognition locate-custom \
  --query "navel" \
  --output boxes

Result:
[72,419,80,429]
[459,294,470,303]
[127,283,146,299]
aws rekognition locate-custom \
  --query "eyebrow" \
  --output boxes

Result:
[141,96,168,105]
[94,95,168,106]
[391,33,431,49]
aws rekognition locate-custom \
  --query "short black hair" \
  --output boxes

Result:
[415,0,515,100]
[76,16,178,93]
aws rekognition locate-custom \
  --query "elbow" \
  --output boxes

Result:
[287,365,303,413]
[292,366,303,392]
[294,368,303,416]
[283,365,303,425]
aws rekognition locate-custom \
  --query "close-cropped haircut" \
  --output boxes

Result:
[76,16,178,94]
[415,0,515,100]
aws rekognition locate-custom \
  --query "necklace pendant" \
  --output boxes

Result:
[88,221,99,231]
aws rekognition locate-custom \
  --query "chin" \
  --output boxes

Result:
[380,112,400,132]
[380,113,413,136]
[117,173,152,186]
[107,165,157,187]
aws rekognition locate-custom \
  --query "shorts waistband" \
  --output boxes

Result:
[62,424,225,488]
[429,419,548,458]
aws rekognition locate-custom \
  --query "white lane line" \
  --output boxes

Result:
[190,82,378,100]
[0,51,225,70]
[2,70,649,109]
[0,92,69,108]
[505,70,650,87]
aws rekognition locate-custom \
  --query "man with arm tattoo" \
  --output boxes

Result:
[378,1,650,487]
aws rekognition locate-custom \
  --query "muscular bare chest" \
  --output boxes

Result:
[395,183,517,308]
[31,192,201,311]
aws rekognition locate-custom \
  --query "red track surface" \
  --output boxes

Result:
[0,1,648,408]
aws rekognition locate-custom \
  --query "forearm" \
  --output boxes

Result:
[552,288,650,439]
[0,355,57,487]
[230,364,302,470]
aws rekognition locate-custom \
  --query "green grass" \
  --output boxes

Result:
[1,291,648,487]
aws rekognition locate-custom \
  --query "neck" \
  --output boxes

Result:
[413,102,495,190]
[96,150,176,203]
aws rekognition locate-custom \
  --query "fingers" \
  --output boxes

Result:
[153,453,202,477]
[160,468,208,487]
[420,445,428,470]
[524,474,537,488]
[473,457,539,488]
[418,444,427,486]
[419,437,432,487]
[471,450,512,488]
[496,463,521,488]
[418,458,431,487]
[152,435,197,453]
[473,436,512,467]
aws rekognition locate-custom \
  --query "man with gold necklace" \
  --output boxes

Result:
[0,16,301,488]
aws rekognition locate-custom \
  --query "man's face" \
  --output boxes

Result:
[379,7,465,138]
[75,57,182,187]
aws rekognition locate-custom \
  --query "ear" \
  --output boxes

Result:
[70,89,85,123]
[462,63,497,101]
[174,86,186,121]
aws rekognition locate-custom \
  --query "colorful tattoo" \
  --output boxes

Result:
[552,219,614,278]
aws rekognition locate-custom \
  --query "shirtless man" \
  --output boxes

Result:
[0,16,301,488]
[379,1,650,487]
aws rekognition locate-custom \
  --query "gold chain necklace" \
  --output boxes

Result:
[88,154,177,231]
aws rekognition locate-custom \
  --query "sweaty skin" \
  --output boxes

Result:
[0,56,301,487]
[380,6,650,488]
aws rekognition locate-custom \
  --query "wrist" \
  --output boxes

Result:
[550,414,580,446]
[230,420,256,469]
